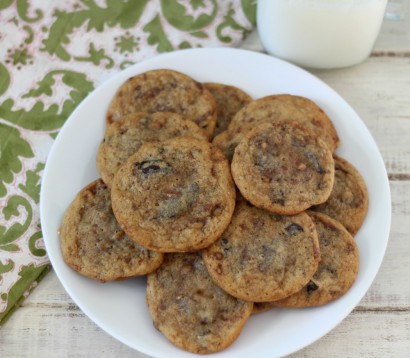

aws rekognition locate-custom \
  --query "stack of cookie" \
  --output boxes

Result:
[59,69,368,354]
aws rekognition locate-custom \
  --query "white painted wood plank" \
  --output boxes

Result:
[356,180,410,309]
[1,303,409,358]
[375,0,410,55]
[311,57,410,175]
[290,310,410,358]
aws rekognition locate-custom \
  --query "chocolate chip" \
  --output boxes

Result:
[306,280,319,293]
[197,327,211,337]
[252,217,265,228]
[90,182,107,195]
[270,189,286,205]
[305,151,324,174]
[133,160,171,177]
[176,295,187,310]
[258,262,267,272]
[221,238,231,254]
[194,81,203,91]
[285,223,304,235]
[191,182,200,193]
[323,265,337,276]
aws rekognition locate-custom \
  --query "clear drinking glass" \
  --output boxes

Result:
[257,0,388,69]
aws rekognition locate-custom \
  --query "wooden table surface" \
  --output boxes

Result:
[1,3,410,357]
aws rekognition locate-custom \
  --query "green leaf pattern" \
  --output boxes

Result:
[0,0,255,324]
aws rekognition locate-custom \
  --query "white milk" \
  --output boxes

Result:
[257,0,388,69]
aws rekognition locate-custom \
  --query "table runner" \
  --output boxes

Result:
[0,0,255,325]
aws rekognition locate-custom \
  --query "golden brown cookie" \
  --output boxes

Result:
[204,83,252,137]
[252,302,277,314]
[228,94,340,152]
[146,253,253,354]
[111,137,236,252]
[107,69,217,137]
[212,128,244,162]
[273,211,359,307]
[312,156,369,236]
[203,201,320,302]
[231,121,335,215]
[60,179,163,282]
[96,112,207,187]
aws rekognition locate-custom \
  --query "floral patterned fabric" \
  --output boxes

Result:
[0,0,256,324]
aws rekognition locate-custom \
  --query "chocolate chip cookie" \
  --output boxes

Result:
[107,69,217,137]
[228,94,340,152]
[60,179,163,282]
[96,112,207,187]
[203,200,320,302]
[111,137,236,252]
[204,82,252,137]
[231,121,335,215]
[274,211,359,307]
[146,253,253,353]
[312,156,368,236]
[212,127,244,162]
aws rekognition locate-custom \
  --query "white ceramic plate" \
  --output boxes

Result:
[40,48,391,358]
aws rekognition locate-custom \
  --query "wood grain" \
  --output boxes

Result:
[1,283,409,358]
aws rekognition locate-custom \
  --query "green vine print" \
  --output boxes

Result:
[0,70,94,131]
[0,63,10,97]
[18,162,44,204]
[28,231,46,257]
[0,259,14,275]
[114,33,140,55]
[217,5,252,43]
[160,0,218,32]
[0,124,34,198]
[0,195,33,251]
[143,14,174,53]
[74,43,114,69]
[42,0,149,61]
[0,264,50,325]
[0,0,13,11]
[16,0,43,23]
[241,0,257,26]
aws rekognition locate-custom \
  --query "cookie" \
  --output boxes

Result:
[312,156,369,236]
[274,211,359,307]
[228,94,340,152]
[203,201,320,302]
[111,137,236,252]
[231,121,335,215]
[146,253,253,354]
[107,69,217,137]
[212,128,244,162]
[204,83,252,137]
[60,179,163,282]
[252,301,276,314]
[96,112,207,187]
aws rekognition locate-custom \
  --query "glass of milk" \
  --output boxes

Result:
[257,0,388,69]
